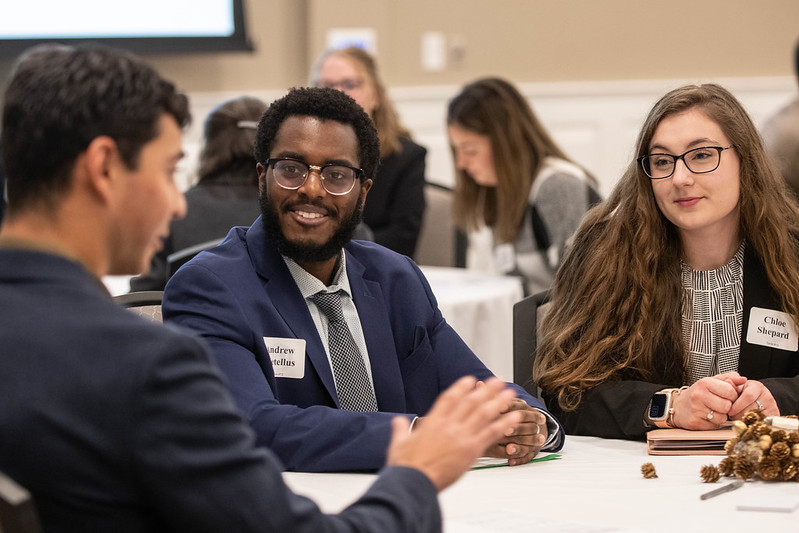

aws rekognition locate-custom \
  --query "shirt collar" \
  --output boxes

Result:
[283,251,352,299]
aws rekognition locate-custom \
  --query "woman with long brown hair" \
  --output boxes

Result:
[534,84,799,439]
[310,47,426,258]
[447,77,599,295]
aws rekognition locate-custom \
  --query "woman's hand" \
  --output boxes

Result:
[728,380,779,419]
[670,372,745,429]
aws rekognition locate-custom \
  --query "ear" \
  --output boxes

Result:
[81,136,120,204]
[256,162,268,190]
[360,178,373,201]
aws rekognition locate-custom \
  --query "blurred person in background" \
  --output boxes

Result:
[447,77,601,296]
[311,46,426,258]
[762,39,799,198]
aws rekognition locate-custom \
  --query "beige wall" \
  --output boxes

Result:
[317,0,799,85]
[2,0,797,93]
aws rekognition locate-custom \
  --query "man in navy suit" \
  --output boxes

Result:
[163,87,564,472]
[0,44,524,532]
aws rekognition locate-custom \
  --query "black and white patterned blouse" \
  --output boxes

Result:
[681,243,745,384]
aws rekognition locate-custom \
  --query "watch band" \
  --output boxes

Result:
[648,386,689,429]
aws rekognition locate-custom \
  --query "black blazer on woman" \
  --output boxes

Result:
[363,137,427,258]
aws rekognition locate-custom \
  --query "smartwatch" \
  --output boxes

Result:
[646,389,676,428]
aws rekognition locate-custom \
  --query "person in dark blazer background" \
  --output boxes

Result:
[311,46,426,258]
[0,43,524,533]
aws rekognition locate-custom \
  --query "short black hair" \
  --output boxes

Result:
[254,87,380,179]
[2,44,190,211]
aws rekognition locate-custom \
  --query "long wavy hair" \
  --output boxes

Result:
[533,83,799,412]
[309,47,410,158]
[447,77,593,243]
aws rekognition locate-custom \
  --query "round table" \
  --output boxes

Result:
[419,266,524,382]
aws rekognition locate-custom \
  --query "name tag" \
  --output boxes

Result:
[264,337,306,379]
[493,243,516,274]
[746,307,798,352]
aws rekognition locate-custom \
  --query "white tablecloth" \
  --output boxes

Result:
[284,435,799,532]
[420,266,524,382]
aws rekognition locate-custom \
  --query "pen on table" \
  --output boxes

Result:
[700,479,744,500]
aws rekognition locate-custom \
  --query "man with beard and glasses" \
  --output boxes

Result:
[163,87,564,473]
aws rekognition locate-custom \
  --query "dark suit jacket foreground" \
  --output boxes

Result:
[546,249,799,440]
[163,218,563,472]
[0,248,440,533]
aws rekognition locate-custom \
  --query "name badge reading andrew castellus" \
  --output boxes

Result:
[264,337,306,379]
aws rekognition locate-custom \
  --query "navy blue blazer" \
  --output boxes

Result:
[163,217,562,472]
[0,248,441,532]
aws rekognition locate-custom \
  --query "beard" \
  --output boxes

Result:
[259,188,365,264]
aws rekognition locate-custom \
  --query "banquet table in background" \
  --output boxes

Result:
[283,435,799,532]
[419,266,524,382]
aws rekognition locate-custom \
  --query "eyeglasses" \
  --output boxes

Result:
[264,158,364,195]
[638,145,733,180]
[317,78,364,92]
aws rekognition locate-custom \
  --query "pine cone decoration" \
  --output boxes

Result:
[733,458,756,480]
[641,462,657,479]
[700,464,720,483]
[780,460,797,481]
[751,421,770,437]
[732,439,763,464]
[759,456,781,481]
[793,443,799,459]
[718,456,735,476]
[771,441,791,460]
[724,437,739,454]
[771,429,788,443]
[742,410,762,426]
[787,432,799,446]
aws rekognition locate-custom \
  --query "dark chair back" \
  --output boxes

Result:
[512,289,551,399]
[0,471,42,533]
[166,238,224,279]
[114,291,164,323]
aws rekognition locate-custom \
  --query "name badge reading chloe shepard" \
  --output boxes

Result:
[263,337,306,379]
[746,308,798,352]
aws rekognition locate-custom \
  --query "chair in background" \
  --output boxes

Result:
[0,471,42,533]
[415,182,467,267]
[165,237,223,280]
[512,289,551,399]
[113,291,164,323]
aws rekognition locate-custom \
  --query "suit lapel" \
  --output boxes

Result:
[739,250,778,379]
[346,249,407,412]
[245,218,339,403]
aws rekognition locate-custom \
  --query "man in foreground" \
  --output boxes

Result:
[163,86,564,472]
[0,44,522,532]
